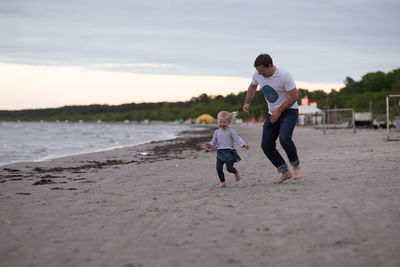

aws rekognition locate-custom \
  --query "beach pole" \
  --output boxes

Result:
[386,95,389,141]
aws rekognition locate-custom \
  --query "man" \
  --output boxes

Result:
[243,53,302,184]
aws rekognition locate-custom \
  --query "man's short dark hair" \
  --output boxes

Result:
[254,54,273,68]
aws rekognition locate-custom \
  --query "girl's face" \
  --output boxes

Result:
[218,117,230,129]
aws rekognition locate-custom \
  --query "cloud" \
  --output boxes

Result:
[296,81,343,92]
[0,62,249,110]
[0,62,344,110]
[0,0,398,95]
[94,63,177,68]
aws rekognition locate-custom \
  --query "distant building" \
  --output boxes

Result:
[301,95,320,107]
[298,96,323,125]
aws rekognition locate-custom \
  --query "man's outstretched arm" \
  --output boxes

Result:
[243,83,258,115]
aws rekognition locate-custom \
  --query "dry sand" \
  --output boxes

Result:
[1,124,400,267]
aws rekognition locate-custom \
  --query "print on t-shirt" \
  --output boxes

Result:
[261,85,278,103]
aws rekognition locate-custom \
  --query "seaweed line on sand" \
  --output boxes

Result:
[1,126,215,176]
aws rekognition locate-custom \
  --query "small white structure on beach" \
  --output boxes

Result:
[298,104,324,125]
[354,112,372,127]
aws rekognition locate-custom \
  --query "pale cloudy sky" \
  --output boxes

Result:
[1,0,399,110]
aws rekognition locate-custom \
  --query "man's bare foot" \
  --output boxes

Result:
[293,166,302,180]
[235,171,240,182]
[273,171,292,184]
[216,182,226,188]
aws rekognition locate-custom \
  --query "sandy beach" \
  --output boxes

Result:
[1,124,400,267]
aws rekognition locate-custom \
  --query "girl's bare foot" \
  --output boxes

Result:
[273,171,292,184]
[293,166,302,180]
[235,171,240,182]
[216,182,226,188]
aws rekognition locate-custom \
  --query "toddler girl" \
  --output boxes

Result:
[205,111,249,187]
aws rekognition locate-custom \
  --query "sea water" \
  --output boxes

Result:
[0,122,197,166]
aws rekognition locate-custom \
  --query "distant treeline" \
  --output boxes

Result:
[1,68,399,122]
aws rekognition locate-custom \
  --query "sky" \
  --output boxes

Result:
[1,0,399,110]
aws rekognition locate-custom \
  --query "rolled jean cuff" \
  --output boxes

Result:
[277,163,288,173]
[290,160,299,167]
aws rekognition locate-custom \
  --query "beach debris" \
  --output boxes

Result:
[50,187,77,190]
[31,159,135,173]
[33,167,65,173]
[33,179,57,185]
[137,151,153,156]
[51,187,64,190]
[80,180,96,183]
[3,174,24,179]
[2,173,21,178]
[41,174,65,179]
[3,128,213,190]
[3,168,21,173]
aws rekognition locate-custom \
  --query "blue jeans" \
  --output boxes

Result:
[261,109,299,173]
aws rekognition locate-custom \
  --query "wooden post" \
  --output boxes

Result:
[386,95,390,141]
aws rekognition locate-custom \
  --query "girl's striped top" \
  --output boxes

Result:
[209,127,246,149]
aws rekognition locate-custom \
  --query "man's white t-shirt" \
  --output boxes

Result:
[251,67,298,114]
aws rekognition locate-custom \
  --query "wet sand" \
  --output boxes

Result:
[1,124,400,267]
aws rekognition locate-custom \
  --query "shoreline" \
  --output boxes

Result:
[1,125,399,267]
[0,126,215,177]
[0,123,214,168]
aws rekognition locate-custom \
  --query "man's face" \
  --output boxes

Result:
[256,65,274,78]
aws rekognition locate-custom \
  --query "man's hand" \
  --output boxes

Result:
[270,109,282,123]
[269,88,298,123]
[243,103,250,115]
[243,83,257,116]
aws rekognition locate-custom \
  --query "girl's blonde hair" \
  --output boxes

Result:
[217,111,233,122]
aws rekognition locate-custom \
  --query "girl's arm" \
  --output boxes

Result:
[230,128,248,149]
[205,131,217,148]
